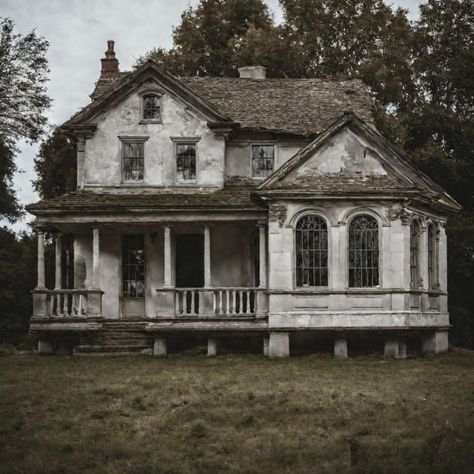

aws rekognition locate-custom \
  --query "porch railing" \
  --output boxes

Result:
[32,289,104,318]
[156,287,268,318]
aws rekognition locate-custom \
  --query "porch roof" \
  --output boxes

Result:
[26,185,266,215]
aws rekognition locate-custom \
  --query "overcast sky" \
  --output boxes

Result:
[1,0,422,233]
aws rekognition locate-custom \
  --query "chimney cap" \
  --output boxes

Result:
[238,65,266,79]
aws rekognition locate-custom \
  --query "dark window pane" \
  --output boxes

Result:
[176,143,196,181]
[252,145,274,177]
[122,142,144,181]
[122,235,145,298]
[348,215,379,287]
[143,95,161,120]
[296,215,328,287]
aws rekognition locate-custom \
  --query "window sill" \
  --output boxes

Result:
[139,120,162,125]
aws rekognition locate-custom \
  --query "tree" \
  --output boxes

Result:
[138,0,275,76]
[34,128,76,199]
[0,17,50,221]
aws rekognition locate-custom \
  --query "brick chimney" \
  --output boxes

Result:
[238,66,266,79]
[100,40,119,76]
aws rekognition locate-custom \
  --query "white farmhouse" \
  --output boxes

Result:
[28,41,461,358]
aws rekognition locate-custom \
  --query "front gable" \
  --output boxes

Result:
[257,114,461,212]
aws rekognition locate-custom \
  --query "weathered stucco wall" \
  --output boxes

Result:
[82,85,225,188]
[225,142,303,180]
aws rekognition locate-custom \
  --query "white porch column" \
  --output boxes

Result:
[258,223,267,288]
[36,229,46,289]
[163,226,173,287]
[204,225,211,287]
[55,234,62,289]
[92,227,100,289]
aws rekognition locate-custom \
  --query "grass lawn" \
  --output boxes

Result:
[1,351,474,474]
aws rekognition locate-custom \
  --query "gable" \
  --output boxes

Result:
[62,61,232,134]
[256,114,461,212]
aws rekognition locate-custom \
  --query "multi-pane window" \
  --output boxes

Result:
[176,143,196,181]
[410,221,421,288]
[349,215,379,287]
[143,94,161,120]
[428,223,438,289]
[122,235,145,298]
[296,215,328,287]
[252,145,274,178]
[122,142,144,181]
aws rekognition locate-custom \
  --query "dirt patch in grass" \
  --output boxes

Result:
[1,352,473,473]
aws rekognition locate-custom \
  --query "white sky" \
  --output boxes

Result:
[0,0,422,233]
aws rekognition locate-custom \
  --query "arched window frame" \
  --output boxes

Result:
[294,213,329,288]
[427,222,439,289]
[348,213,380,288]
[138,88,163,123]
[410,219,422,288]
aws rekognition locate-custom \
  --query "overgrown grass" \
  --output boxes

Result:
[1,351,473,473]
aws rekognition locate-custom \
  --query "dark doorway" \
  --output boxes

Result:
[175,234,204,288]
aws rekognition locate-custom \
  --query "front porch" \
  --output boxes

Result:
[30,218,269,327]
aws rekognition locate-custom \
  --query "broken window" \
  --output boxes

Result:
[176,143,196,181]
[122,235,145,298]
[122,142,144,181]
[410,220,421,288]
[349,215,379,287]
[143,94,161,120]
[252,145,274,178]
[296,215,328,287]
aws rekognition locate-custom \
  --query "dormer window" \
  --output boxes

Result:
[142,94,161,121]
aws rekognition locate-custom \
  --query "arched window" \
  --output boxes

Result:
[410,220,421,288]
[428,223,439,289]
[295,215,328,287]
[349,215,379,287]
[142,94,161,120]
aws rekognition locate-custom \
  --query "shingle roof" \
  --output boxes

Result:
[26,185,264,214]
[180,77,374,136]
[76,61,374,137]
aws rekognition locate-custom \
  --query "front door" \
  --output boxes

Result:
[175,234,204,288]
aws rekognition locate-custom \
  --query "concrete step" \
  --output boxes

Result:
[73,344,152,357]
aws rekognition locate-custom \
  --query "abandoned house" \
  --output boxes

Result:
[27,41,461,358]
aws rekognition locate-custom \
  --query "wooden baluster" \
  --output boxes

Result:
[78,293,83,316]
[219,291,224,315]
[175,291,180,315]
[62,293,68,316]
[246,291,251,314]
[232,290,237,314]
[72,293,77,316]
[226,290,230,315]
[190,291,195,316]
[212,291,217,315]
[50,294,55,317]
[183,290,188,314]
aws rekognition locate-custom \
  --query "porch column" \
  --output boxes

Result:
[258,223,267,288]
[163,226,173,287]
[36,229,46,289]
[204,225,211,287]
[55,233,62,289]
[91,227,100,288]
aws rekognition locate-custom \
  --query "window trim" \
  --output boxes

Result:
[427,222,440,290]
[293,213,330,289]
[119,136,149,184]
[410,219,422,289]
[347,213,381,289]
[138,89,163,124]
[171,137,200,184]
[250,143,277,179]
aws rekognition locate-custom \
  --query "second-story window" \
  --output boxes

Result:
[176,143,196,181]
[122,141,144,182]
[143,94,161,121]
[252,144,274,178]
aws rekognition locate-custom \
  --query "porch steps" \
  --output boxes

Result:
[73,344,152,357]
